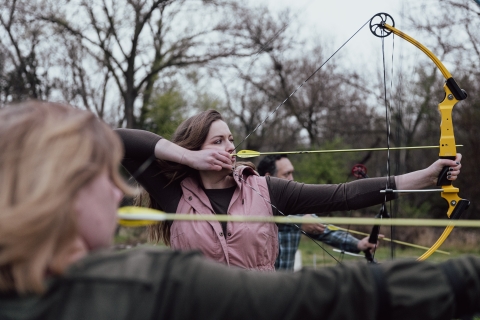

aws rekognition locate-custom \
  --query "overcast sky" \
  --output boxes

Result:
[260,1,415,74]
[277,0,402,38]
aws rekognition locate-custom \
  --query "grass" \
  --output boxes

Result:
[115,226,480,266]
[297,234,480,268]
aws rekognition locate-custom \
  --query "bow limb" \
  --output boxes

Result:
[371,13,470,260]
[418,187,470,260]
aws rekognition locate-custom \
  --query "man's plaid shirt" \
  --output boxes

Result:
[274,221,360,271]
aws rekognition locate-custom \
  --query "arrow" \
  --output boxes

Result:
[118,206,480,227]
[332,249,364,257]
[117,207,452,255]
[233,145,463,158]
[326,225,449,255]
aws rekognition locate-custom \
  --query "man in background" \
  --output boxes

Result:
[257,155,376,271]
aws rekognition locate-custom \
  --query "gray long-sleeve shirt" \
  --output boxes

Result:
[0,247,477,320]
[115,128,396,217]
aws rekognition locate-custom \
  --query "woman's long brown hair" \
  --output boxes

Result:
[143,110,255,245]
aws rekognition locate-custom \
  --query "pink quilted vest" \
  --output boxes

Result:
[170,166,278,271]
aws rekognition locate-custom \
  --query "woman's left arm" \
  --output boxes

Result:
[266,176,396,215]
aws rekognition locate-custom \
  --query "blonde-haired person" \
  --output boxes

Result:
[0,101,133,294]
[116,109,462,271]
[1,101,480,320]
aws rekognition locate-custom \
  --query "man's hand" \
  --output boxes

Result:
[300,214,326,235]
[357,235,384,253]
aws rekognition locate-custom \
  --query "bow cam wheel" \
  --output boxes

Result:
[370,13,395,38]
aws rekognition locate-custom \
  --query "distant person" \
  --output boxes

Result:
[257,155,377,271]
[1,101,478,320]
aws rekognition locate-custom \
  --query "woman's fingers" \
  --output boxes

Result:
[430,153,462,183]
[203,151,233,171]
[446,154,462,181]
[213,151,234,170]
[188,150,235,171]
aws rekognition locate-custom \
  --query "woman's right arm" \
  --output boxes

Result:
[114,129,179,210]
[154,138,234,171]
[115,128,162,163]
[115,128,233,173]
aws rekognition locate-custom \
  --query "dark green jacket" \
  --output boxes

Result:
[0,247,478,319]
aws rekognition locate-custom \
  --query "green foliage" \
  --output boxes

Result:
[395,200,431,219]
[195,92,221,111]
[292,139,357,184]
[142,89,187,139]
[298,237,479,268]
[140,85,223,140]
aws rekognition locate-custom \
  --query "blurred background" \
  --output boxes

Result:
[2,0,479,263]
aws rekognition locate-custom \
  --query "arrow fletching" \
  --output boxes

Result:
[118,206,166,227]
[235,150,261,158]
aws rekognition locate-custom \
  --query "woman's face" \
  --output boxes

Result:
[201,120,235,154]
[74,171,123,250]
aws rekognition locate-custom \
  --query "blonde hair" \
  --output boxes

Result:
[0,101,133,294]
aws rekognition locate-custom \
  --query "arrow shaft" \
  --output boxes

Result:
[234,145,463,158]
[326,225,449,254]
[118,207,480,227]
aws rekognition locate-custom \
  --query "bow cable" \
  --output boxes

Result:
[229,18,376,265]
[233,18,372,152]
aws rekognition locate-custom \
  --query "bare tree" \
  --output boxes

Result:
[236,43,380,149]
[210,4,384,169]
[31,0,261,127]
[205,5,304,152]
[0,1,58,104]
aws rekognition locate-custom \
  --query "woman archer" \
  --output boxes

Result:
[116,109,462,270]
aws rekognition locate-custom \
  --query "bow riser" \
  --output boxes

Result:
[439,85,459,159]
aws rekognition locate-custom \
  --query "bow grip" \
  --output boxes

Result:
[364,224,380,263]
[368,225,380,244]
[364,226,379,263]
[437,156,456,186]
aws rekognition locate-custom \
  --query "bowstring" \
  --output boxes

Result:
[233,18,371,152]
[231,170,342,264]
[128,20,292,183]
[389,32,396,260]
[130,19,371,183]
[372,25,395,262]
